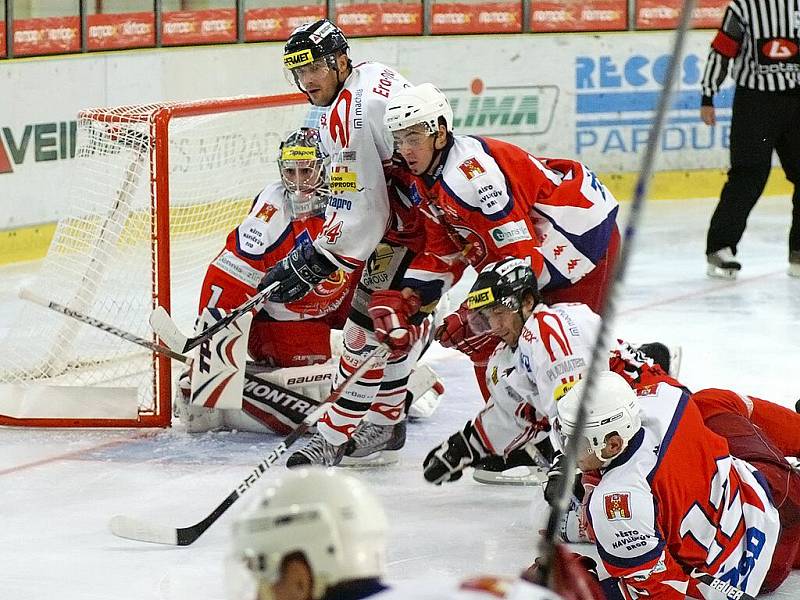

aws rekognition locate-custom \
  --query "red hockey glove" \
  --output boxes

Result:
[368,290,424,358]
[435,302,500,366]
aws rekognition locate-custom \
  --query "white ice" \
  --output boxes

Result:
[1,197,798,599]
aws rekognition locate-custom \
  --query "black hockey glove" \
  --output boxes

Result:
[258,242,337,303]
[543,451,585,507]
[423,422,488,485]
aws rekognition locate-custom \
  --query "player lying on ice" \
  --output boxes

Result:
[177,127,443,437]
[225,467,604,600]
[553,371,800,599]
[256,20,448,467]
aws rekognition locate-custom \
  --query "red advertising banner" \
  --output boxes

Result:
[86,12,155,51]
[13,16,80,56]
[636,0,727,29]
[0,24,5,58]
[431,2,523,34]
[532,0,627,32]
[336,3,423,37]
[162,9,237,46]
[245,6,326,42]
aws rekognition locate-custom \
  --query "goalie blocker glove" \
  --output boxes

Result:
[423,421,489,485]
[258,242,337,303]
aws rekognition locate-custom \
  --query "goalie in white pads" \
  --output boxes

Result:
[226,468,595,600]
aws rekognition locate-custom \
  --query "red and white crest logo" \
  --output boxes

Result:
[255,203,278,222]
[604,492,632,520]
[458,157,486,181]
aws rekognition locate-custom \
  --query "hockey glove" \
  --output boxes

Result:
[435,302,500,366]
[543,451,585,507]
[258,242,337,303]
[367,290,424,358]
[423,422,488,485]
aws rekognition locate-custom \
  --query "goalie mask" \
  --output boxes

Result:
[278,127,330,220]
[465,257,540,335]
[226,468,388,600]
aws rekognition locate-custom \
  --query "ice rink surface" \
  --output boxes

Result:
[1,196,798,599]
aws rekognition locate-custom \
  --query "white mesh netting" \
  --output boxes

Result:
[0,96,308,423]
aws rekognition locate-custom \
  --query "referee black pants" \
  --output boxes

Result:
[706,87,800,256]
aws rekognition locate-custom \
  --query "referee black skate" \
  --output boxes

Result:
[700,0,800,279]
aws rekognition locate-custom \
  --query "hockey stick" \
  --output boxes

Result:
[149,281,279,354]
[109,343,388,546]
[691,571,756,600]
[19,287,326,417]
[534,0,697,589]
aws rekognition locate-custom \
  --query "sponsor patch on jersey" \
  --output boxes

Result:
[466,287,495,310]
[367,243,394,275]
[281,145,316,161]
[283,49,314,69]
[604,492,632,520]
[255,203,278,222]
[489,220,532,248]
[330,171,358,193]
[491,366,499,385]
[339,149,357,162]
[458,157,486,180]
[553,376,577,402]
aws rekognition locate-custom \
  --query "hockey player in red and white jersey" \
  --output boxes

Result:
[556,371,800,599]
[178,127,356,434]
[260,20,438,467]
[422,258,602,486]
[226,468,602,600]
[372,83,620,406]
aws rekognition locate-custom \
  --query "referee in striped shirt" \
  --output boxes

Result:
[700,0,800,279]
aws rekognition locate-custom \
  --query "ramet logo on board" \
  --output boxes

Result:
[443,78,558,137]
[0,121,78,174]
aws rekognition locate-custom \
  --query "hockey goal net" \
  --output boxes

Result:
[0,93,309,427]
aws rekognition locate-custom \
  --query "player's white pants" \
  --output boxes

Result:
[317,317,428,446]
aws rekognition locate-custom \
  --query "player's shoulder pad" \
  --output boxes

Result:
[237,182,291,257]
[441,136,511,220]
[589,472,660,565]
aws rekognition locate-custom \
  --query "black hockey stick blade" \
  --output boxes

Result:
[109,345,387,545]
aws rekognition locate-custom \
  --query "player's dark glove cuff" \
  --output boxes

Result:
[258,243,337,303]
[422,422,488,485]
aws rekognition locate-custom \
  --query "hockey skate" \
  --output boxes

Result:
[706,247,741,279]
[789,251,800,278]
[286,432,346,468]
[472,445,548,486]
[340,421,406,466]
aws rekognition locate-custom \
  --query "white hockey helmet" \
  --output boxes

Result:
[384,83,454,135]
[226,468,388,600]
[557,371,642,461]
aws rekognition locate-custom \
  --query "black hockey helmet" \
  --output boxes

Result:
[283,19,349,72]
[465,257,539,333]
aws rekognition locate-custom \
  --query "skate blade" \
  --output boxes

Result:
[340,449,401,467]
[706,264,739,280]
[472,466,547,486]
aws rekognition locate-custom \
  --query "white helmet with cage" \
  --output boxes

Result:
[556,371,642,461]
[226,468,388,600]
[384,83,454,135]
[278,127,330,220]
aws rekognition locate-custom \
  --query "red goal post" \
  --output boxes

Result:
[0,93,308,428]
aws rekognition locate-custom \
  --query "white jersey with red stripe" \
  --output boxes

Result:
[472,302,601,456]
[588,382,780,599]
[402,136,618,301]
[369,576,562,600]
[315,62,411,273]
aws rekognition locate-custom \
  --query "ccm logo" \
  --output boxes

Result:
[286,373,332,385]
